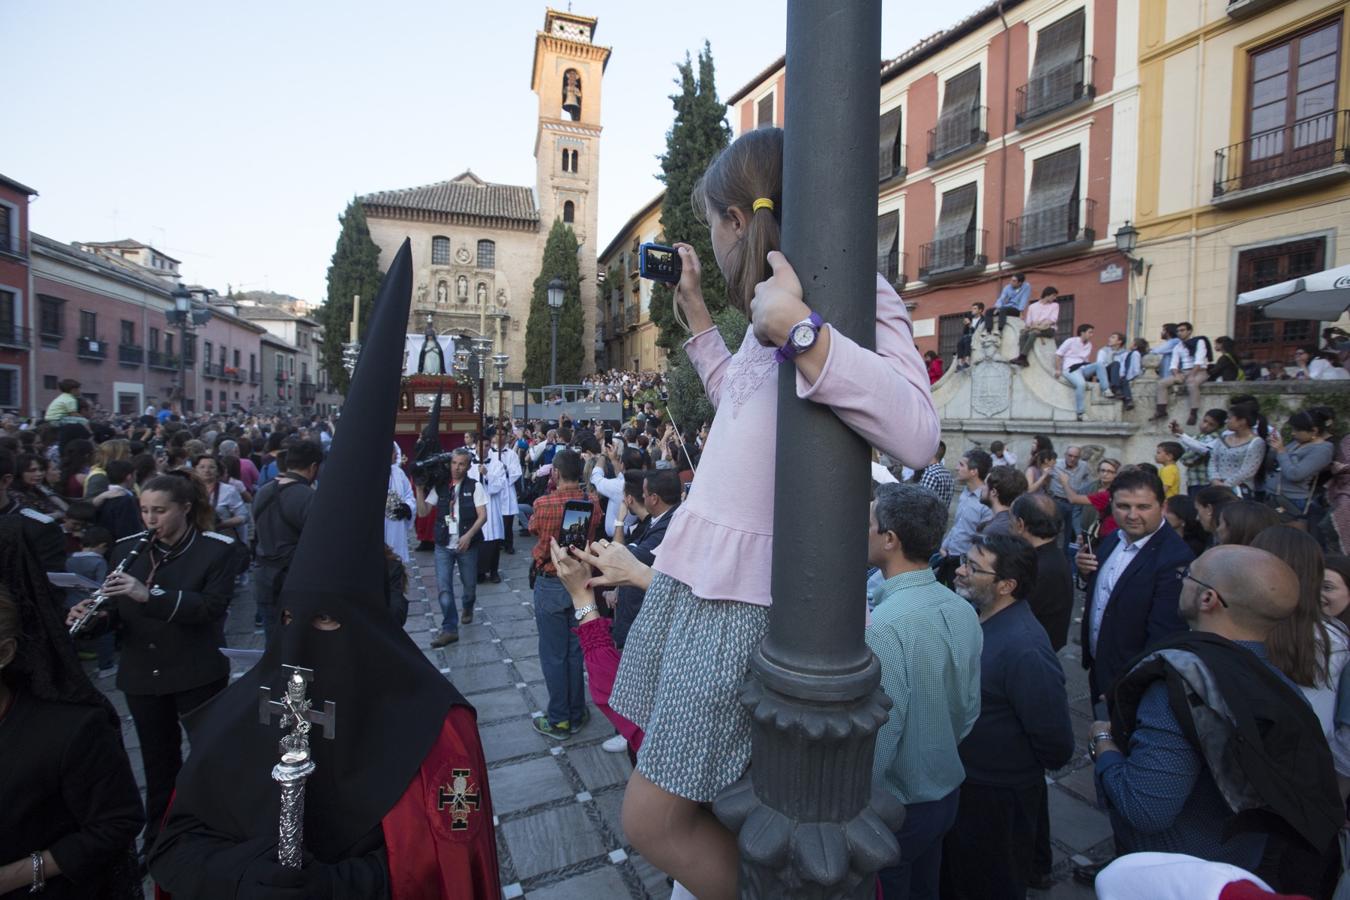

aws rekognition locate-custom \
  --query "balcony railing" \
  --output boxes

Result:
[147,350,179,371]
[878,249,908,291]
[77,336,107,360]
[249,370,260,385]
[299,380,317,404]
[1016,56,1095,129]
[1213,110,1350,204]
[918,229,988,282]
[0,324,31,349]
[202,362,222,378]
[224,366,244,382]
[1005,198,1097,260]
[927,106,989,167]
[1226,0,1285,19]
[118,344,144,366]
[626,303,640,330]
[0,234,29,261]
[879,142,908,185]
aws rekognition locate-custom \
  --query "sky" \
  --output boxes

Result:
[7,0,990,305]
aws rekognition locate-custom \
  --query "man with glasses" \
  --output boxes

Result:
[1075,467,1191,717]
[942,533,1074,899]
[1085,546,1337,894]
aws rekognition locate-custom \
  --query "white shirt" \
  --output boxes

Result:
[991,449,1018,468]
[590,466,625,538]
[1089,522,1165,654]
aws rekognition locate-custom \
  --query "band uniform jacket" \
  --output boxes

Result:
[81,528,238,696]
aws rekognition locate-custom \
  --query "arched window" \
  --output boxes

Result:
[561,147,571,172]
[563,200,575,224]
[570,149,580,173]
[477,240,495,269]
[431,236,450,265]
[456,275,469,301]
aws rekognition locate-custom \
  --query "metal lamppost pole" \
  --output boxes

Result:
[171,286,192,413]
[546,277,564,388]
[712,3,901,898]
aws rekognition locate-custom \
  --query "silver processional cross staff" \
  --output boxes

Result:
[259,665,337,868]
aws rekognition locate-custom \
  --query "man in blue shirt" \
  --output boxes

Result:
[1088,546,1320,883]
[943,533,1075,900]
[983,272,1031,336]
[867,484,983,900]
[939,449,992,558]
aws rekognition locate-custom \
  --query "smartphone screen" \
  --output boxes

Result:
[559,500,594,550]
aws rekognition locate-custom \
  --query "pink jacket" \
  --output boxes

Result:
[653,274,939,607]
[577,618,643,752]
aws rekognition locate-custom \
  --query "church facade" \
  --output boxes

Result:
[360,8,609,384]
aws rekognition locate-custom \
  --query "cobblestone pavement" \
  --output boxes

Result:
[92,538,1112,898]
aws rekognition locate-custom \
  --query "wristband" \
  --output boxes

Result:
[1089,731,1114,761]
[30,851,45,893]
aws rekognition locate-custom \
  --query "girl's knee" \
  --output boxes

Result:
[622,774,692,850]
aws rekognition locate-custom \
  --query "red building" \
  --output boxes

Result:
[725,0,1139,361]
[0,174,36,414]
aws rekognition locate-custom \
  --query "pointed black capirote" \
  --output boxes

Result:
[157,239,470,866]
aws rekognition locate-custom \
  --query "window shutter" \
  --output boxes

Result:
[1023,147,1081,249]
[757,94,774,128]
[933,184,978,270]
[878,108,902,181]
[936,67,981,154]
[1028,10,1085,112]
[876,211,899,281]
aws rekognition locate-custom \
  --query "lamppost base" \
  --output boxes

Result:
[713,651,903,898]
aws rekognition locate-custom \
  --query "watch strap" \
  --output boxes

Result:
[774,312,824,364]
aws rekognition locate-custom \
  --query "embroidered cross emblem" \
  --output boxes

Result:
[436,769,480,831]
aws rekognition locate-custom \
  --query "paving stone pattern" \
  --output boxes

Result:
[92,535,1113,898]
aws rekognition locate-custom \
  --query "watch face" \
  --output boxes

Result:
[791,322,817,349]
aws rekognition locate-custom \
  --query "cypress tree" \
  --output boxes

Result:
[318,200,383,395]
[523,220,585,386]
[649,42,732,352]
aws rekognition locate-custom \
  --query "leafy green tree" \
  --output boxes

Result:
[318,200,383,394]
[523,220,585,386]
[649,42,732,352]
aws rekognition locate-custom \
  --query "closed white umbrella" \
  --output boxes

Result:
[1236,263,1350,320]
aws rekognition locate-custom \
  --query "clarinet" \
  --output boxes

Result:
[69,531,154,636]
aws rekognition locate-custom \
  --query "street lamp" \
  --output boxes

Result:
[492,352,509,420]
[1114,221,1145,274]
[546,277,564,387]
[168,285,209,415]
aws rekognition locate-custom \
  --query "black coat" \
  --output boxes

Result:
[0,692,144,899]
[1079,521,1193,702]
[1,500,66,573]
[1027,541,1072,651]
[82,528,238,696]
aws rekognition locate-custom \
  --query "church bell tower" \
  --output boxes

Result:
[532,8,610,375]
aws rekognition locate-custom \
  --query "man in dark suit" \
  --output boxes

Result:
[1075,466,1192,715]
[612,469,681,649]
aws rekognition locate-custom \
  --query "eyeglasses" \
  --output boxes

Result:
[959,554,998,578]
[1179,564,1228,608]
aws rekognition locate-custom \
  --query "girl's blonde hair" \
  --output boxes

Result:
[691,127,783,318]
[94,438,131,469]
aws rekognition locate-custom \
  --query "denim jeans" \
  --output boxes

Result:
[533,575,586,727]
[877,788,960,900]
[1106,361,1135,403]
[1062,362,1109,414]
[434,542,478,634]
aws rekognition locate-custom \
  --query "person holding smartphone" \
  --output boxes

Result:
[527,449,602,740]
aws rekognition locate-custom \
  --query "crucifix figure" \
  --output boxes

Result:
[259,665,337,868]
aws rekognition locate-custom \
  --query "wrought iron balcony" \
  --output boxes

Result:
[249,370,260,385]
[202,362,222,378]
[927,106,989,168]
[77,336,107,360]
[918,230,988,283]
[300,380,317,404]
[1226,0,1285,18]
[1016,56,1095,129]
[147,350,180,371]
[879,142,908,186]
[0,234,28,261]
[0,324,31,349]
[118,344,144,366]
[878,249,908,291]
[1004,198,1097,262]
[1213,110,1350,205]
[626,303,640,330]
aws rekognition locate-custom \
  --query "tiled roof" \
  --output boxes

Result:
[360,171,539,225]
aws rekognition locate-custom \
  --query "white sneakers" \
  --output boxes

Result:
[602,734,628,753]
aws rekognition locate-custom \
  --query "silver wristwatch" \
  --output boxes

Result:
[574,604,597,621]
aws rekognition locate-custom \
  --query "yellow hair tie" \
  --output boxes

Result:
[752,197,775,213]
